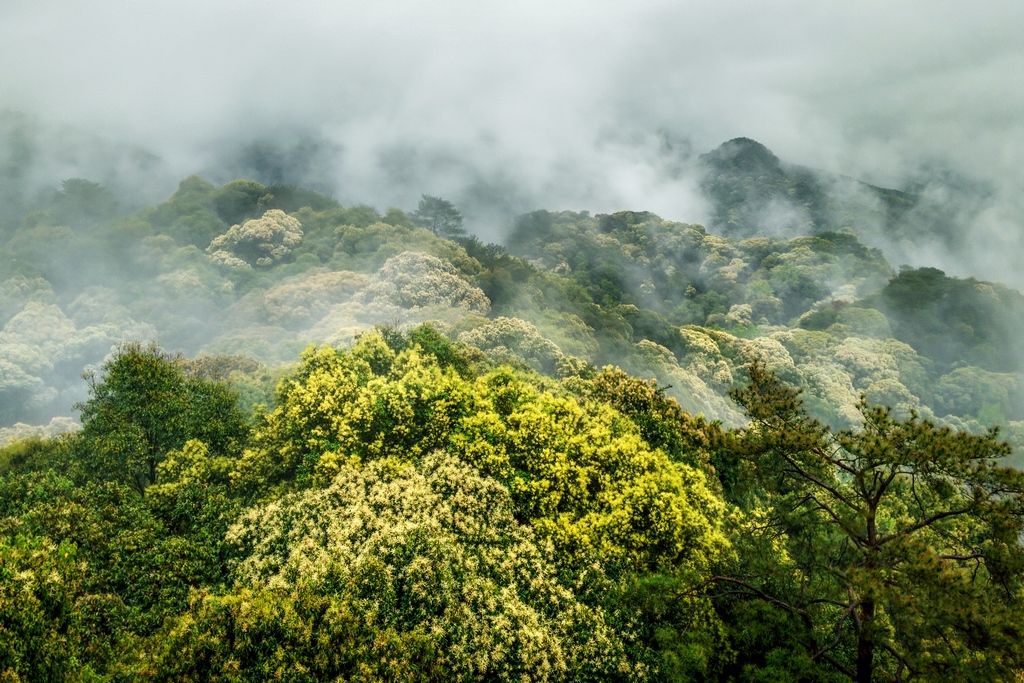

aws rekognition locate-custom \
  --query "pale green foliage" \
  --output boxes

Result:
[0,275,55,324]
[528,311,601,360]
[331,220,480,273]
[224,268,369,330]
[675,327,735,390]
[458,316,563,373]
[0,535,93,682]
[153,267,210,298]
[234,333,727,582]
[665,323,937,428]
[934,365,1019,420]
[145,439,233,511]
[632,339,744,425]
[359,251,490,313]
[723,303,753,327]
[227,451,635,682]
[234,335,472,490]
[201,249,487,366]
[835,305,892,337]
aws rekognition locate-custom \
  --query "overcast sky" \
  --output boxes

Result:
[2,0,1022,251]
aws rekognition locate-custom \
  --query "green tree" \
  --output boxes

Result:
[412,194,465,238]
[50,178,118,228]
[712,362,1024,682]
[75,342,248,494]
[0,470,230,638]
[212,179,268,226]
[0,534,91,682]
[167,452,631,682]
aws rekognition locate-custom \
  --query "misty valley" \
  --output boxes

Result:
[2,136,1024,681]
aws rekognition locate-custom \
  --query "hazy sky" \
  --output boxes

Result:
[2,0,1022,247]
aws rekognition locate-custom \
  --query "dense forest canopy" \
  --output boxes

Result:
[2,136,1024,680]
[2,331,1022,681]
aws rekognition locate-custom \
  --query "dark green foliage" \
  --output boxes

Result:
[456,235,535,311]
[259,183,339,213]
[0,351,253,677]
[145,175,226,247]
[618,305,688,351]
[145,587,447,682]
[411,193,465,238]
[590,366,719,471]
[605,573,731,681]
[597,210,659,234]
[712,362,1024,681]
[699,137,908,243]
[862,266,1024,372]
[0,436,59,476]
[406,324,475,377]
[74,342,248,493]
[0,472,228,633]
[50,178,119,228]
[507,209,556,248]
[177,354,262,382]
[337,203,386,228]
[212,179,268,226]
[798,306,839,330]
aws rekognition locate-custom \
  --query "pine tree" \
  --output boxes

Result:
[411,194,465,238]
[711,361,1024,682]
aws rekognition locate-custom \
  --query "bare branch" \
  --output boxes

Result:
[877,508,973,546]
[778,454,862,513]
[812,599,862,661]
[700,576,810,618]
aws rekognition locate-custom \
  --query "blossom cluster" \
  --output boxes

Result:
[207,209,303,268]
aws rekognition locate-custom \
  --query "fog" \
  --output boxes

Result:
[1,1,1020,255]
[2,0,1024,442]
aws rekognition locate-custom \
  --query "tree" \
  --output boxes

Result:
[75,342,248,493]
[50,178,118,228]
[212,179,268,226]
[411,194,465,238]
[164,452,631,682]
[711,362,1024,682]
[0,534,91,682]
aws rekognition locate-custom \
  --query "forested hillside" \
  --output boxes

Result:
[4,168,1023,453]
[2,146,1024,680]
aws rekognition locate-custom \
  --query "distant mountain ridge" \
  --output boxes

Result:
[697,137,917,242]
[695,135,1012,291]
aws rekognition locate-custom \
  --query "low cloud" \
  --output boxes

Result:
[1,0,1022,270]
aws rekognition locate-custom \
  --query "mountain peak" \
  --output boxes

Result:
[698,137,782,176]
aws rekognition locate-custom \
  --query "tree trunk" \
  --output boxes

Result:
[857,599,875,683]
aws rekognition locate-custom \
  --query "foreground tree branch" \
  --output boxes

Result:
[715,361,1024,682]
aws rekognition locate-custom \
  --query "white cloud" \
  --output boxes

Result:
[1,0,1022,255]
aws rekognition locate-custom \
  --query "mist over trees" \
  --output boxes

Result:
[412,194,466,238]
[2,328,1022,681]
[2,133,1024,679]
[3,1,1024,676]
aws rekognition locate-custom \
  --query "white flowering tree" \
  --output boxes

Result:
[359,251,490,313]
[206,209,303,268]
[152,451,636,682]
